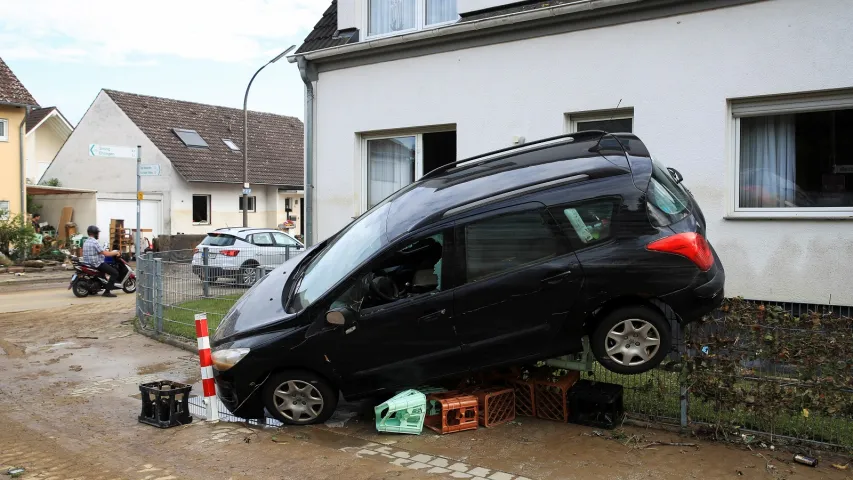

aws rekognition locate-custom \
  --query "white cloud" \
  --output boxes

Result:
[0,0,327,64]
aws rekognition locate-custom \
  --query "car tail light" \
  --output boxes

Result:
[647,232,714,271]
[220,249,240,257]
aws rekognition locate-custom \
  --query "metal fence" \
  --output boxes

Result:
[136,254,853,451]
[136,246,300,340]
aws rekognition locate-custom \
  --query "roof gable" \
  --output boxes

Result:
[104,90,304,187]
[296,1,357,54]
[0,57,38,106]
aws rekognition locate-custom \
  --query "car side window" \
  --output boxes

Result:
[549,199,618,249]
[252,232,275,246]
[272,232,298,246]
[462,210,561,283]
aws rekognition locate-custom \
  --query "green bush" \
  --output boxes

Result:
[0,211,37,260]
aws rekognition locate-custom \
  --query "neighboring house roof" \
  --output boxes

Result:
[25,106,73,134]
[295,1,356,54]
[104,90,304,187]
[0,57,38,106]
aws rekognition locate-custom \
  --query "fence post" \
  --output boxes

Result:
[195,312,220,422]
[135,254,143,324]
[202,247,210,298]
[285,245,290,261]
[154,258,163,334]
[255,265,265,285]
[144,253,154,320]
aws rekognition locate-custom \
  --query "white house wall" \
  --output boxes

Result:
[170,181,281,234]
[42,91,176,233]
[26,119,69,184]
[313,0,853,305]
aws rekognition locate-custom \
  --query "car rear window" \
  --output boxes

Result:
[200,233,237,246]
[646,161,690,226]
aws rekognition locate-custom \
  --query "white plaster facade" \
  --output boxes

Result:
[307,0,853,305]
[25,110,72,184]
[43,91,302,238]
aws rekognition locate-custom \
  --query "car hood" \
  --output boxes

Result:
[211,243,322,344]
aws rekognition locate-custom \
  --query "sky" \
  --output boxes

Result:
[0,0,328,125]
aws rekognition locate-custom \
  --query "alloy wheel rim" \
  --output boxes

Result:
[243,268,256,285]
[272,380,324,422]
[605,318,661,367]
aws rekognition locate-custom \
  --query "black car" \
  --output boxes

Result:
[210,131,725,425]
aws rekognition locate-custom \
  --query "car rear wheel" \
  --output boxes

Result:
[263,371,338,425]
[591,305,671,375]
[239,262,259,287]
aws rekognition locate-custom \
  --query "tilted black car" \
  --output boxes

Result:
[210,131,725,425]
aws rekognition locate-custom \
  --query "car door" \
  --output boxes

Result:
[320,228,463,396]
[248,232,277,269]
[272,231,302,263]
[452,202,584,370]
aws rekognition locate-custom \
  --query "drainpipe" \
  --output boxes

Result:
[296,57,318,246]
[19,106,31,216]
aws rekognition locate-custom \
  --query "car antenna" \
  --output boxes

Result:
[606,99,623,131]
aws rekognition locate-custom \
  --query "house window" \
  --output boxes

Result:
[0,119,8,142]
[222,139,240,151]
[238,196,257,212]
[363,128,456,210]
[173,128,209,148]
[0,200,9,219]
[368,0,458,38]
[566,108,634,134]
[731,91,853,217]
[192,195,211,224]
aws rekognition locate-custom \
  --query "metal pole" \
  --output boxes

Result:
[136,146,142,261]
[242,45,295,228]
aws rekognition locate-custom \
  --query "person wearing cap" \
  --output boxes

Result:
[82,225,122,297]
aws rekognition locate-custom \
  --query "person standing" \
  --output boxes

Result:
[31,213,42,233]
[82,225,122,297]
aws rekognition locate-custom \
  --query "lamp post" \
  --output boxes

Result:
[243,45,296,227]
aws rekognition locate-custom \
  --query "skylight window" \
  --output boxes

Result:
[173,128,209,148]
[222,138,240,151]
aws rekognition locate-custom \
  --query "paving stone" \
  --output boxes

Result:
[449,463,470,472]
[450,473,473,479]
[406,462,430,470]
[488,473,514,480]
[411,454,433,463]
[429,458,450,467]
[428,467,451,474]
[468,467,491,477]
[375,446,393,454]
[392,458,413,467]
[392,451,411,458]
[356,449,378,456]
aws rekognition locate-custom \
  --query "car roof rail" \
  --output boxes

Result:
[421,130,607,181]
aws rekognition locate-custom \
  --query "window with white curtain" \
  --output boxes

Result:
[731,91,853,217]
[367,136,416,209]
[368,0,458,37]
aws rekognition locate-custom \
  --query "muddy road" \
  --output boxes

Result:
[0,287,849,480]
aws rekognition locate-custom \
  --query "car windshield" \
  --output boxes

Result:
[288,202,391,312]
[200,233,236,246]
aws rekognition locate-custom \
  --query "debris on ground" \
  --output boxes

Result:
[325,410,358,428]
[602,428,698,450]
[75,336,98,339]
[6,467,25,478]
[69,365,82,371]
[832,463,849,470]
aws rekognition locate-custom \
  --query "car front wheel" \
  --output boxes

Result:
[263,371,338,425]
[591,305,671,375]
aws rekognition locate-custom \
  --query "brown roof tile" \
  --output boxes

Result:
[0,57,38,106]
[104,90,303,187]
[26,107,56,132]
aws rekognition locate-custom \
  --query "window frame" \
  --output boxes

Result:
[454,203,571,285]
[222,138,240,151]
[173,128,209,148]
[238,195,257,212]
[0,119,8,142]
[0,200,9,219]
[728,90,853,219]
[359,125,456,213]
[250,232,275,246]
[566,108,634,134]
[272,231,300,247]
[192,194,212,225]
[364,0,459,40]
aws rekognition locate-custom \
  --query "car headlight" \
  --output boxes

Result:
[211,348,251,371]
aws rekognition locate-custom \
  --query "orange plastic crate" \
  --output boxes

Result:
[508,378,536,417]
[424,392,479,434]
[470,387,515,428]
[534,371,580,422]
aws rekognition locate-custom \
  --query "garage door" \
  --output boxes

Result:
[97,199,162,244]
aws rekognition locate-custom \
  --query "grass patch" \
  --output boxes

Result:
[162,294,242,339]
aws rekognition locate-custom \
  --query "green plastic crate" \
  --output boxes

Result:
[375,389,426,435]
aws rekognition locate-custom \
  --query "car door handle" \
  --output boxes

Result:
[418,309,446,324]
[542,270,573,284]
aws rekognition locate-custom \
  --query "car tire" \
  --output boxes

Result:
[262,370,338,426]
[591,305,671,375]
[239,262,259,287]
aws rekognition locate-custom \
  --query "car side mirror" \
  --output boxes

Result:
[326,307,357,327]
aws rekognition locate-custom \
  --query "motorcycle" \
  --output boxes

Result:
[68,255,137,297]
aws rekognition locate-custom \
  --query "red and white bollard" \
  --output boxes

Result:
[195,313,220,422]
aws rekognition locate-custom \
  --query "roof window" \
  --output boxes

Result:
[222,138,240,151]
[173,128,209,148]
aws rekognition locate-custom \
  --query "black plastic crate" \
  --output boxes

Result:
[139,381,193,428]
[567,380,624,429]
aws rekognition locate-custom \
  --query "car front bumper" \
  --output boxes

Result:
[213,368,266,419]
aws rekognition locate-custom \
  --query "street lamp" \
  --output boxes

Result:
[243,45,296,227]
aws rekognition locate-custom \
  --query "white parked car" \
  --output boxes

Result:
[191,228,304,285]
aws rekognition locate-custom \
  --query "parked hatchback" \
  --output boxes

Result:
[210,132,725,425]
[191,228,304,286]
